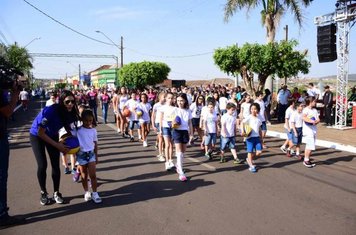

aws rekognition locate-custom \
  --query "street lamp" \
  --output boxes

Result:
[95,30,123,68]
[24,37,41,48]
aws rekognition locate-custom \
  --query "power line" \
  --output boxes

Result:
[22,0,113,46]
[0,29,10,45]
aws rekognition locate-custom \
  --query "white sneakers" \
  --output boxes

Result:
[84,191,102,203]
[143,141,148,147]
[84,191,92,202]
[157,154,165,162]
[165,160,175,171]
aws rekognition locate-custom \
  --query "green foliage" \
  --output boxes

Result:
[119,61,170,89]
[55,83,67,90]
[213,40,310,96]
[0,43,33,74]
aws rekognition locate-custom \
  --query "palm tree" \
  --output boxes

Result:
[6,43,33,73]
[224,0,313,43]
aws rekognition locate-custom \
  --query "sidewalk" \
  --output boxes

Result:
[266,122,356,153]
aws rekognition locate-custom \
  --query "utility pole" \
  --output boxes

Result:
[120,36,124,68]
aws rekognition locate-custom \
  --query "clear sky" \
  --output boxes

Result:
[1,0,355,81]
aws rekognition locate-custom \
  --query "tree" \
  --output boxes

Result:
[223,0,313,91]
[1,43,33,74]
[224,0,313,43]
[119,61,170,89]
[213,40,310,97]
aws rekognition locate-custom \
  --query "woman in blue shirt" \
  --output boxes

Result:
[29,90,79,206]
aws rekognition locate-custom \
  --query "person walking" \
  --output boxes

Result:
[323,85,333,126]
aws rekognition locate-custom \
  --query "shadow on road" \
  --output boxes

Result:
[21,179,215,224]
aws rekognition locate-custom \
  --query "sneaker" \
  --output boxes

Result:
[303,161,316,168]
[157,155,166,162]
[204,153,211,160]
[53,191,64,204]
[280,146,287,153]
[0,215,26,229]
[233,158,245,164]
[84,191,92,202]
[143,141,148,147]
[40,191,50,206]
[168,160,175,170]
[220,157,226,163]
[117,128,121,133]
[64,167,70,174]
[92,192,102,203]
[291,150,296,155]
[249,166,257,173]
[71,168,77,174]
[130,136,134,142]
[72,170,80,182]
[165,161,170,171]
[294,154,303,160]
[178,174,187,182]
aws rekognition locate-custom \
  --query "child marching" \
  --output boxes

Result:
[74,109,102,203]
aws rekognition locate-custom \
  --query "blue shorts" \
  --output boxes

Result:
[285,128,293,140]
[204,133,217,146]
[220,136,236,151]
[129,120,140,130]
[246,137,262,153]
[292,127,303,145]
[154,123,161,134]
[261,121,267,131]
[172,129,189,144]
[76,151,96,166]
[192,118,200,128]
[162,127,173,138]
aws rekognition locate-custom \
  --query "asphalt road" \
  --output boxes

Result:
[3,100,356,234]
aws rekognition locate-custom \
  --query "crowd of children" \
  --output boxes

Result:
[35,85,320,206]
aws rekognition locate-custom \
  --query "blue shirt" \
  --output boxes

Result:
[29,104,76,138]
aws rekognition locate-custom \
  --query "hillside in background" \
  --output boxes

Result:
[319,74,356,81]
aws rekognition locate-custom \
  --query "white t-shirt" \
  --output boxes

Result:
[219,97,228,110]
[243,115,262,138]
[125,99,139,121]
[241,102,251,120]
[255,99,266,122]
[190,103,203,119]
[175,108,192,131]
[74,127,98,152]
[119,95,129,110]
[290,110,303,128]
[204,111,218,133]
[302,107,319,137]
[138,102,152,122]
[221,113,236,137]
[284,106,295,129]
[19,90,29,100]
[152,102,163,124]
[160,105,176,128]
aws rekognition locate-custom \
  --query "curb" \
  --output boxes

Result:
[266,130,356,154]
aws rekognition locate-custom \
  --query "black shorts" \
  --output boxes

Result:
[172,129,189,144]
[192,118,200,128]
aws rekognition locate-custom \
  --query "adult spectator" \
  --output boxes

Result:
[87,86,99,123]
[19,88,29,111]
[323,85,333,126]
[349,86,356,101]
[277,85,291,123]
[263,88,272,124]
[307,83,319,100]
[0,82,25,228]
[291,87,301,101]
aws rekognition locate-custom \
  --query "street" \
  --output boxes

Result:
[3,100,356,234]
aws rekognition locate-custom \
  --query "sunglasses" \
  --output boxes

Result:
[64,100,75,105]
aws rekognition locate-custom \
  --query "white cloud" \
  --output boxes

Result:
[93,6,152,20]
